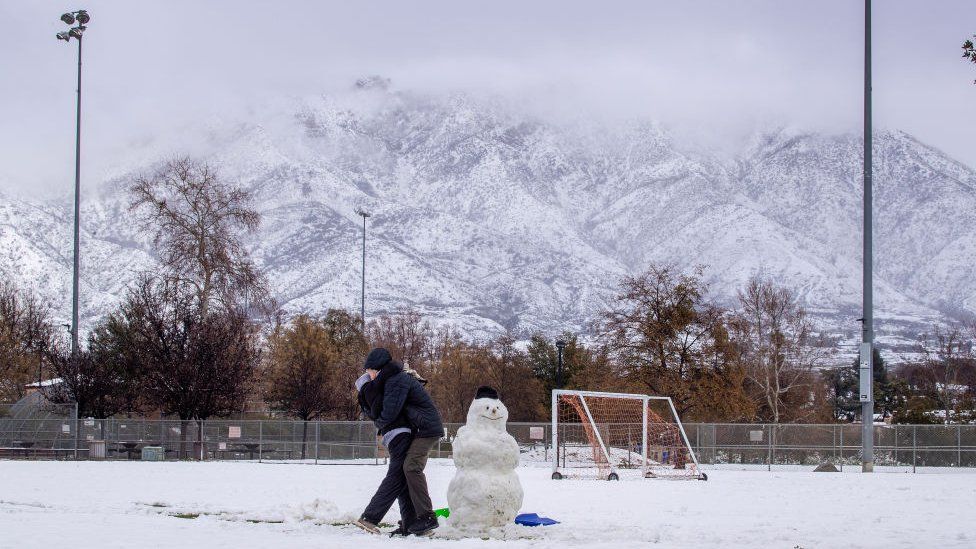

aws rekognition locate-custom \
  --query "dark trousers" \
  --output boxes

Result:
[362,433,416,526]
[404,436,438,518]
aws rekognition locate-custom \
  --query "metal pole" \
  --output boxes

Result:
[861,0,875,473]
[70,34,83,360]
[259,420,263,463]
[840,426,844,470]
[641,397,648,477]
[355,209,370,330]
[555,340,565,390]
[361,215,366,328]
[73,402,79,459]
[912,425,916,473]
[551,390,559,475]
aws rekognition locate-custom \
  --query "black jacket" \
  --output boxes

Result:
[358,363,411,435]
[375,361,444,439]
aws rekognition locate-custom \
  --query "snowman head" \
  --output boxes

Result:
[466,386,509,431]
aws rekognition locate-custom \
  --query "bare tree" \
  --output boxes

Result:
[910,327,972,423]
[425,328,480,423]
[480,335,545,421]
[599,264,752,419]
[0,281,52,402]
[731,275,825,423]
[367,309,434,368]
[264,312,367,456]
[130,157,267,316]
[44,319,140,421]
[320,309,370,420]
[118,276,260,456]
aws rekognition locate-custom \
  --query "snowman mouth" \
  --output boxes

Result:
[480,415,501,420]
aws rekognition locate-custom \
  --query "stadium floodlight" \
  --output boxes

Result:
[55,9,91,364]
[355,207,372,328]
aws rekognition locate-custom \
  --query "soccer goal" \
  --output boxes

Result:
[551,390,706,481]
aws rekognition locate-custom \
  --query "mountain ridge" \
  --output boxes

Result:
[1,88,972,355]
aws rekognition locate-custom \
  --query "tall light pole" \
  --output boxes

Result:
[56,9,90,360]
[860,0,875,473]
[555,339,566,390]
[355,207,371,330]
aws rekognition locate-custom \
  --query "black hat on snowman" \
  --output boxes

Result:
[475,386,499,400]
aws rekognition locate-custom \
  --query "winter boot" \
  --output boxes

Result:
[353,517,381,534]
[389,520,412,537]
[408,513,439,536]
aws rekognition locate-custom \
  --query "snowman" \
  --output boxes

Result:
[446,386,524,531]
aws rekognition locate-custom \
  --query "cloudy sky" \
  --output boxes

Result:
[2,0,974,197]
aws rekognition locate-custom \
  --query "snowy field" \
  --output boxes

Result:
[1,459,975,549]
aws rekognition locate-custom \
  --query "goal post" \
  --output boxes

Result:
[551,389,706,481]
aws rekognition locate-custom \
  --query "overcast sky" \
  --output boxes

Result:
[2,1,974,197]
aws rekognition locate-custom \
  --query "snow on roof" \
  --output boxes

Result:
[25,378,63,388]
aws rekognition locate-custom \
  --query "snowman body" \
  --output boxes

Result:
[446,396,523,530]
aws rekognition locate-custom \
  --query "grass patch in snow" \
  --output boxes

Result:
[171,512,201,520]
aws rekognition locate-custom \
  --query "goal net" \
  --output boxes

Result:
[551,390,705,480]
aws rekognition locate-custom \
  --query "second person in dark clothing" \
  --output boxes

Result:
[370,348,445,535]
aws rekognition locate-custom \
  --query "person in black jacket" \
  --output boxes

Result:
[354,349,416,536]
[371,351,444,535]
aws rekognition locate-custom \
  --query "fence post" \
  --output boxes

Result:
[833,424,838,465]
[840,425,844,468]
[314,422,319,465]
[894,426,898,467]
[767,424,772,472]
[912,425,917,474]
[259,420,263,463]
[73,402,79,459]
[695,424,701,464]
[958,425,962,467]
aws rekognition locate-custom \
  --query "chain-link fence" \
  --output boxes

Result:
[1,414,974,471]
[684,423,976,470]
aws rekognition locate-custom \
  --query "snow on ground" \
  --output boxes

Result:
[1,459,975,548]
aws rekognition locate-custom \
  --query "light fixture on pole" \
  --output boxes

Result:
[355,207,372,330]
[555,339,566,390]
[56,9,90,361]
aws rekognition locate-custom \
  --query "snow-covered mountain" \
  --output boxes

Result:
[2,85,974,354]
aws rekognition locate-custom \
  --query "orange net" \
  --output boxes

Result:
[555,392,702,480]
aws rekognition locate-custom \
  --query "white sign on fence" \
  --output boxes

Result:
[529,426,545,440]
[228,426,241,439]
[749,430,764,442]
[219,442,227,450]
[61,424,70,434]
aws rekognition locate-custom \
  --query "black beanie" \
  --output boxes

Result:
[363,348,393,370]
[475,386,499,400]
